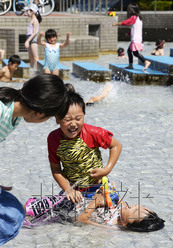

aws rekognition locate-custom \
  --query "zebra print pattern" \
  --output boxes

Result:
[57,136,104,188]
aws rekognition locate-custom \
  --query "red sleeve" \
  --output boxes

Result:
[122,15,137,26]
[47,128,62,164]
[80,123,113,149]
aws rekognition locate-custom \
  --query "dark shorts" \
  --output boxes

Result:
[26,34,37,45]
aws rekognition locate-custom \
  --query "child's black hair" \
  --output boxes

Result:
[0,74,69,119]
[66,91,85,117]
[155,39,165,49]
[45,29,57,42]
[65,83,76,93]
[117,47,125,56]
[126,210,165,232]
[127,2,142,20]
[8,55,21,65]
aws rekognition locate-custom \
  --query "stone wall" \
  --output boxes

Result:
[116,11,173,41]
[0,14,118,60]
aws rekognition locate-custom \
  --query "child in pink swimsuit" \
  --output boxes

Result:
[113,2,151,71]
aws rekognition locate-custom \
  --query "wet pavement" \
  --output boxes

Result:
[0,43,173,247]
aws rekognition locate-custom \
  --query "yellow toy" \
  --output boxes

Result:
[108,11,116,17]
[101,176,113,208]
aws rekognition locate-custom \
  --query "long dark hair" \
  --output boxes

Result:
[35,11,42,23]
[127,2,142,20]
[126,210,165,232]
[0,74,69,119]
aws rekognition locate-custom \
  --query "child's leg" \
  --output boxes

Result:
[44,68,51,74]
[87,83,111,103]
[52,69,59,76]
[0,49,5,60]
[133,51,151,70]
[126,47,133,69]
[29,43,38,70]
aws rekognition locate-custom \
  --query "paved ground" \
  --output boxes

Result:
[0,48,173,247]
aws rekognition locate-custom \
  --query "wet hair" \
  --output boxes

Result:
[0,74,69,119]
[8,55,21,65]
[65,83,76,93]
[127,2,142,20]
[62,91,85,118]
[155,39,165,49]
[45,29,57,42]
[117,47,125,56]
[126,210,165,232]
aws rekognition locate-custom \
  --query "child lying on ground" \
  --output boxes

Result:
[24,182,165,232]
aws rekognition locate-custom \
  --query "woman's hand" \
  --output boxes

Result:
[66,188,83,204]
[90,168,107,179]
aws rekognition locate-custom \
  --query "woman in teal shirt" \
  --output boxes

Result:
[0,74,69,246]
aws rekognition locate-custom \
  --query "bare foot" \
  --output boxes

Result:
[143,60,151,71]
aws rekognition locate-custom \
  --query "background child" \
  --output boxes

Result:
[65,83,111,106]
[0,74,69,245]
[151,39,165,56]
[117,47,128,59]
[112,2,150,70]
[0,54,23,82]
[37,29,70,76]
[25,4,42,72]
[47,91,122,204]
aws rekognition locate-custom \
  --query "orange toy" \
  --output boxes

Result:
[102,176,113,208]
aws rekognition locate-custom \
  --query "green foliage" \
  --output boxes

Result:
[138,0,172,10]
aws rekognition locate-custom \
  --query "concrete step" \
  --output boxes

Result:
[2,59,29,78]
[109,63,170,86]
[138,56,173,75]
[37,60,70,80]
[73,62,111,82]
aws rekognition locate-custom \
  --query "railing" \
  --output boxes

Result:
[58,0,110,15]
[57,0,173,14]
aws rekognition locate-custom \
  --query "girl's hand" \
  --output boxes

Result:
[66,32,71,37]
[25,41,29,49]
[90,168,107,179]
[112,23,118,26]
[66,188,83,203]
[40,31,45,36]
